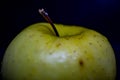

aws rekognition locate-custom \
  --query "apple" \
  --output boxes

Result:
[1,9,116,80]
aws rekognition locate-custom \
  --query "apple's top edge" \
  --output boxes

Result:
[31,22,81,26]
[27,22,89,29]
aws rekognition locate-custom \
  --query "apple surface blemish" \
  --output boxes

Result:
[73,50,77,53]
[89,42,92,45]
[93,34,97,37]
[56,43,61,47]
[79,59,84,67]
[84,50,87,54]
[65,37,70,40]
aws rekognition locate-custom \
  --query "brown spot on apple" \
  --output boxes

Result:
[79,59,84,67]
[49,52,53,55]
[65,37,69,40]
[46,42,49,45]
[99,44,102,47]
[89,42,92,45]
[56,43,61,47]
[78,35,83,40]
[29,34,34,38]
[97,41,99,43]
[93,34,97,37]
[73,50,77,53]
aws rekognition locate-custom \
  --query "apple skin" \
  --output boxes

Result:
[1,23,116,80]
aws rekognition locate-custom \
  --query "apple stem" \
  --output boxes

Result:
[38,9,59,37]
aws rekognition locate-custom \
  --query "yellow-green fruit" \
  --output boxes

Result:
[1,23,116,80]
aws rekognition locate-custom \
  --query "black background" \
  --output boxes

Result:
[1,0,120,79]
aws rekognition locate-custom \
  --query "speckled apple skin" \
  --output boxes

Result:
[1,23,116,80]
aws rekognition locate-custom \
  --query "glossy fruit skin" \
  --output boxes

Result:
[1,23,116,80]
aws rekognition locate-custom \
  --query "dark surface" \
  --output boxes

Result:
[1,0,120,79]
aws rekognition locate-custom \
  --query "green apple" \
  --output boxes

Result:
[1,9,116,80]
[1,22,116,80]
